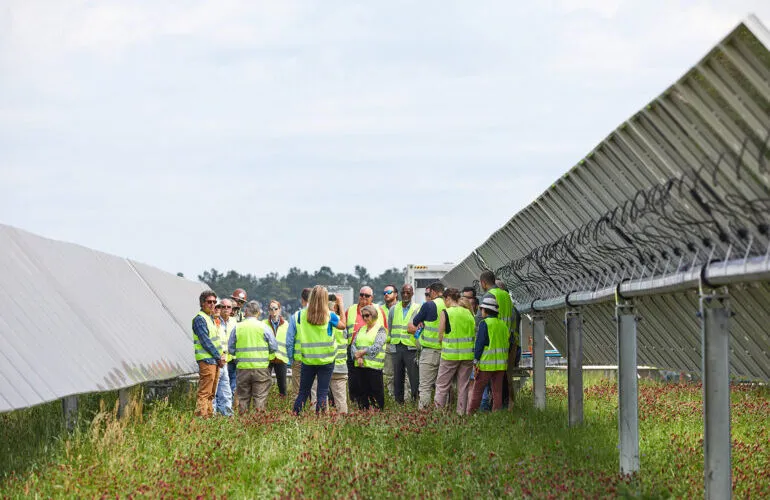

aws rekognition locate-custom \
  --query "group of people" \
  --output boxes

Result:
[191,270,520,418]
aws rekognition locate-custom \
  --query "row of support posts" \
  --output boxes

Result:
[61,387,132,431]
[527,281,732,499]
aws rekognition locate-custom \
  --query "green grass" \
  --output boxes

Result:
[1,373,768,499]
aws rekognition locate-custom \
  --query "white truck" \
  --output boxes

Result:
[405,263,455,303]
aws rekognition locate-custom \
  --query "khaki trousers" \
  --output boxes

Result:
[329,373,349,413]
[434,358,473,415]
[418,348,442,409]
[195,361,219,418]
[236,368,272,412]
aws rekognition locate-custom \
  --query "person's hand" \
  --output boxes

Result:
[356,358,364,367]
[473,365,479,379]
[217,359,226,368]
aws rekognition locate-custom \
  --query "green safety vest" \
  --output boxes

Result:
[192,311,221,362]
[389,302,419,348]
[354,324,386,370]
[221,317,237,362]
[479,317,509,372]
[234,318,270,369]
[296,313,336,365]
[264,318,289,363]
[441,306,475,361]
[333,324,348,367]
[489,288,519,347]
[420,297,445,350]
[346,304,385,344]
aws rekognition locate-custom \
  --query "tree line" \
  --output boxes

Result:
[192,265,405,313]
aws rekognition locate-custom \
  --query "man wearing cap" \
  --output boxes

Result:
[192,290,225,418]
[408,282,446,409]
[231,288,248,322]
[468,296,510,413]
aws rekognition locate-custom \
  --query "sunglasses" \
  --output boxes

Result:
[361,313,371,319]
[269,306,279,311]
[383,290,394,296]
[205,299,217,304]
[222,306,232,309]
[359,293,372,298]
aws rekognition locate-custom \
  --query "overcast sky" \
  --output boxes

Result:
[2,1,769,279]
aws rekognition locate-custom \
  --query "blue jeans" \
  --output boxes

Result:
[293,362,333,414]
[227,360,237,396]
[214,365,233,416]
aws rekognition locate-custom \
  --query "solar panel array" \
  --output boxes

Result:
[0,224,207,412]
[444,16,770,381]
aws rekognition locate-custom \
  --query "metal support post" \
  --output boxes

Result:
[118,387,130,419]
[700,284,732,500]
[533,314,546,410]
[616,299,639,475]
[62,395,78,432]
[566,310,583,426]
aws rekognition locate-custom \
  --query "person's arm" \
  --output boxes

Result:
[387,307,395,335]
[438,309,448,340]
[333,299,346,329]
[228,326,237,358]
[380,306,389,329]
[286,314,297,364]
[365,327,388,360]
[193,315,221,360]
[408,302,431,333]
[329,312,341,336]
[474,321,489,362]
[263,324,278,353]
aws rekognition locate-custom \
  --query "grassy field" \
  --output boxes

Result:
[1,373,768,499]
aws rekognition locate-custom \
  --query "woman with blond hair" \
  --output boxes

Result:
[292,285,345,414]
[350,305,388,410]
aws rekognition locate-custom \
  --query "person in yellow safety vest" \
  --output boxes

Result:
[408,281,447,409]
[218,298,239,409]
[386,284,420,403]
[468,296,511,413]
[211,299,235,417]
[350,305,388,410]
[434,288,476,415]
[478,270,519,409]
[379,284,399,397]
[286,288,312,399]
[345,286,387,404]
[328,293,349,413]
[264,300,289,397]
[230,288,248,322]
[292,286,346,415]
[191,290,225,418]
[228,300,278,412]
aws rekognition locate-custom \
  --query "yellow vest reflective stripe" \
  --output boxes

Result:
[297,314,336,365]
[222,317,237,362]
[479,317,509,371]
[390,302,419,347]
[489,288,519,347]
[192,311,220,361]
[264,319,289,363]
[441,306,475,361]
[420,297,445,350]
[234,318,270,369]
[334,326,348,366]
[355,324,386,370]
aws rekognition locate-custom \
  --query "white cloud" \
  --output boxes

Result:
[2,1,770,278]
